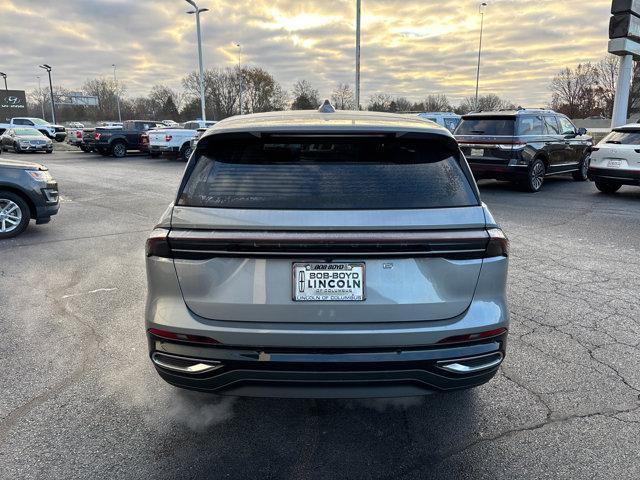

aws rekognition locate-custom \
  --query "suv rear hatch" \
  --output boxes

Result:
[455,115,517,164]
[167,133,489,324]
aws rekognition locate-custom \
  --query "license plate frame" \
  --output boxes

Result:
[470,148,484,157]
[606,159,625,169]
[292,263,366,302]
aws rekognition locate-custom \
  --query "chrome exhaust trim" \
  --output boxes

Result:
[436,352,503,374]
[152,352,223,374]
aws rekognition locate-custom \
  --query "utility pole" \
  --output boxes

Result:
[39,64,56,124]
[237,43,243,115]
[355,0,361,110]
[0,72,7,90]
[185,0,209,121]
[112,64,122,122]
[475,2,487,110]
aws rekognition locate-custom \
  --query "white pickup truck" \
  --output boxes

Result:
[0,117,67,141]
[148,120,216,161]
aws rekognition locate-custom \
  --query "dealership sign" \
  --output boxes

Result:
[609,0,640,57]
[0,90,27,123]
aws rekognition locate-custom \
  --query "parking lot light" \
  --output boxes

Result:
[185,0,209,121]
[0,72,7,90]
[475,2,488,110]
[112,64,122,123]
[237,43,243,115]
[38,64,56,124]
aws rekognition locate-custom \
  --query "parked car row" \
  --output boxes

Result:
[0,117,66,142]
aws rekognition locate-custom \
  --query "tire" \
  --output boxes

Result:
[572,154,590,181]
[524,158,546,192]
[80,145,88,152]
[595,180,622,194]
[14,142,22,153]
[111,141,127,158]
[46,149,53,154]
[0,191,30,239]
[179,143,193,162]
[97,147,110,156]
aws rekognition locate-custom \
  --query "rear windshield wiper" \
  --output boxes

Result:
[605,140,622,144]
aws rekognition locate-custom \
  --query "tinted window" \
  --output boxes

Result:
[179,138,477,210]
[603,130,640,145]
[558,116,576,135]
[456,117,515,136]
[517,116,544,135]
[13,119,31,126]
[544,116,560,134]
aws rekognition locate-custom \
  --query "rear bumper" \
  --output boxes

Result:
[148,333,506,398]
[149,145,179,154]
[467,160,526,178]
[588,167,640,186]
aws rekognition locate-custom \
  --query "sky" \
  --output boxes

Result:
[0,0,614,107]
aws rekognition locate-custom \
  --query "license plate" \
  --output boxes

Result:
[607,160,625,168]
[293,263,365,302]
[470,148,484,157]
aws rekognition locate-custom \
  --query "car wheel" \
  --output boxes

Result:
[46,149,53,154]
[525,158,546,192]
[14,142,22,153]
[97,147,110,156]
[180,144,193,162]
[595,180,622,194]
[112,142,127,158]
[0,191,30,239]
[572,154,590,181]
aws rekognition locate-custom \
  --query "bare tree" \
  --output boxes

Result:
[367,93,393,112]
[291,80,320,110]
[456,94,514,114]
[423,94,451,112]
[549,63,598,118]
[331,83,355,110]
[243,67,287,113]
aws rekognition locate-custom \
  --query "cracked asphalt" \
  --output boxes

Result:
[1,150,639,479]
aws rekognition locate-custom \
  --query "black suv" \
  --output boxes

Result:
[0,156,59,238]
[455,109,592,192]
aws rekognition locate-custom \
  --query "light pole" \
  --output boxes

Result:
[37,76,45,118]
[475,2,487,110]
[355,0,361,110]
[112,63,122,122]
[236,43,243,115]
[0,72,6,90]
[38,64,56,124]
[185,0,209,121]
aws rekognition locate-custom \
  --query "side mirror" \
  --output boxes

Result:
[577,127,587,136]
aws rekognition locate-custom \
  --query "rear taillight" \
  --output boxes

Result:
[165,135,172,142]
[140,134,149,145]
[498,142,526,151]
[94,132,101,140]
[485,228,509,258]
[76,131,82,139]
[437,327,507,345]
[145,228,171,257]
[148,328,219,345]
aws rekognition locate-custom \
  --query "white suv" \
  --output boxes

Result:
[144,103,509,398]
[148,120,216,161]
[588,124,640,193]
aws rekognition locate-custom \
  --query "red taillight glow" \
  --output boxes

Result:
[437,328,507,345]
[165,135,172,142]
[148,328,219,344]
[94,132,101,140]
[76,131,82,139]
[485,228,509,258]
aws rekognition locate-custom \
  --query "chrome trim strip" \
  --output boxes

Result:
[151,352,223,374]
[436,352,503,373]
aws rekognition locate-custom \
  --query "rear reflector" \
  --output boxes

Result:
[148,328,220,344]
[437,327,506,345]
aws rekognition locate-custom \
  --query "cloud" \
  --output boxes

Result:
[1,0,613,106]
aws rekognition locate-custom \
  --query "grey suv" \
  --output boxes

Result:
[145,105,509,398]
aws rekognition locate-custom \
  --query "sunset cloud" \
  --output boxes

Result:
[0,0,613,106]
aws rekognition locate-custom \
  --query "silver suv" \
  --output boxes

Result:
[145,104,509,398]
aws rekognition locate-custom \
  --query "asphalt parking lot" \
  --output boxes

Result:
[1,149,639,479]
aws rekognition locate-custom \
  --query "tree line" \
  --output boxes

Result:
[26,54,638,124]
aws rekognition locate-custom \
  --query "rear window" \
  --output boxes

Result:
[456,117,515,136]
[178,137,478,210]
[603,130,640,145]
